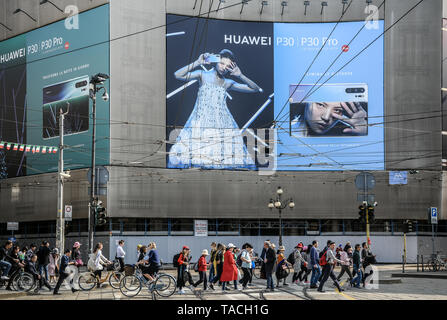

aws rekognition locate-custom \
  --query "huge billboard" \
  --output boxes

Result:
[0,4,110,178]
[166,14,384,171]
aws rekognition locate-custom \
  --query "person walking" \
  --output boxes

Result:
[309,240,320,289]
[221,243,238,292]
[48,248,60,285]
[291,244,305,284]
[264,241,276,291]
[240,243,253,290]
[337,247,353,283]
[208,242,217,283]
[176,246,192,294]
[0,240,14,280]
[116,240,126,272]
[343,242,352,253]
[299,245,312,284]
[37,241,51,281]
[361,242,376,286]
[317,241,344,293]
[26,254,52,294]
[259,240,270,280]
[209,243,225,290]
[71,242,83,267]
[53,249,78,295]
[275,246,292,287]
[193,249,209,290]
[351,244,363,288]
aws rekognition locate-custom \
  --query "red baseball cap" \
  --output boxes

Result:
[297,243,303,248]
[183,246,190,250]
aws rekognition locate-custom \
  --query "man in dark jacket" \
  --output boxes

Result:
[5,245,25,291]
[263,241,276,291]
[208,242,217,283]
[309,240,320,289]
[37,241,51,281]
[53,249,78,295]
[0,241,14,280]
[26,254,52,293]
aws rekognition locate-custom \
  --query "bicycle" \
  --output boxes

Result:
[0,266,36,292]
[78,260,123,291]
[119,267,176,298]
[425,252,447,272]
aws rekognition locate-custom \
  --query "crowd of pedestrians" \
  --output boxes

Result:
[0,237,376,297]
[172,239,376,294]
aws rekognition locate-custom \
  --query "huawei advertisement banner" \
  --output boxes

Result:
[166,14,384,171]
[0,5,110,178]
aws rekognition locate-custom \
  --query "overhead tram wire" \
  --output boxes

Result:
[273,0,356,124]
[275,0,386,125]
[275,0,426,124]
[0,0,250,75]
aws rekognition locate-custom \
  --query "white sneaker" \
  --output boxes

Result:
[1,276,9,280]
[178,289,185,294]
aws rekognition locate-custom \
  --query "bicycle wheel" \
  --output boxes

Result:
[154,274,177,298]
[11,272,22,291]
[17,273,35,292]
[109,272,123,289]
[78,272,97,291]
[119,275,141,297]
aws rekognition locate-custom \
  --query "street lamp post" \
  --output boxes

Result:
[268,186,295,246]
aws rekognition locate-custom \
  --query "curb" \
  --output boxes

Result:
[391,273,447,279]
[0,291,28,299]
[370,278,402,284]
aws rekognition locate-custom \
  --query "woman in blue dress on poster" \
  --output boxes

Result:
[168,49,262,169]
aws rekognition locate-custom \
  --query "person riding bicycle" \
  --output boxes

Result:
[5,245,25,291]
[137,243,161,283]
[87,242,112,288]
[0,240,14,281]
[26,254,52,294]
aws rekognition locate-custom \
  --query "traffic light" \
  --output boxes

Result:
[367,205,375,223]
[358,205,366,223]
[95,200,107,226]
[403,220,413,233]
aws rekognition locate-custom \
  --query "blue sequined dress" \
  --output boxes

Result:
[168,82,255,169]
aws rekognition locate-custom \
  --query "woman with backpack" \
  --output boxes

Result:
[193,249,209,290]
[175,246,193,294]
[275,246,292,287]
[209,244,225,290]
[291,244,305,284]
[220,243,238,292]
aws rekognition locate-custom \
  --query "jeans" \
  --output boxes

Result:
[266,271,274,289]
[352,266,362,287]
[337,265,353,282]
[0,260,12,277]
[194,271,208,290]
[39,264,49,280]
[310,265,321,286]
[318,264,341,291]
[53,272,70,294]
[241,267,251,288]
[208,264,215,282]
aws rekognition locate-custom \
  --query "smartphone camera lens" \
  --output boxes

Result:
[75,81,88,88]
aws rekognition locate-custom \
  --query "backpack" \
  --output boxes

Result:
[287,252,295,265]
[319,247,328,258]
[236,253,243,268]
[319,251,328,266]
[173,253,181,268]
